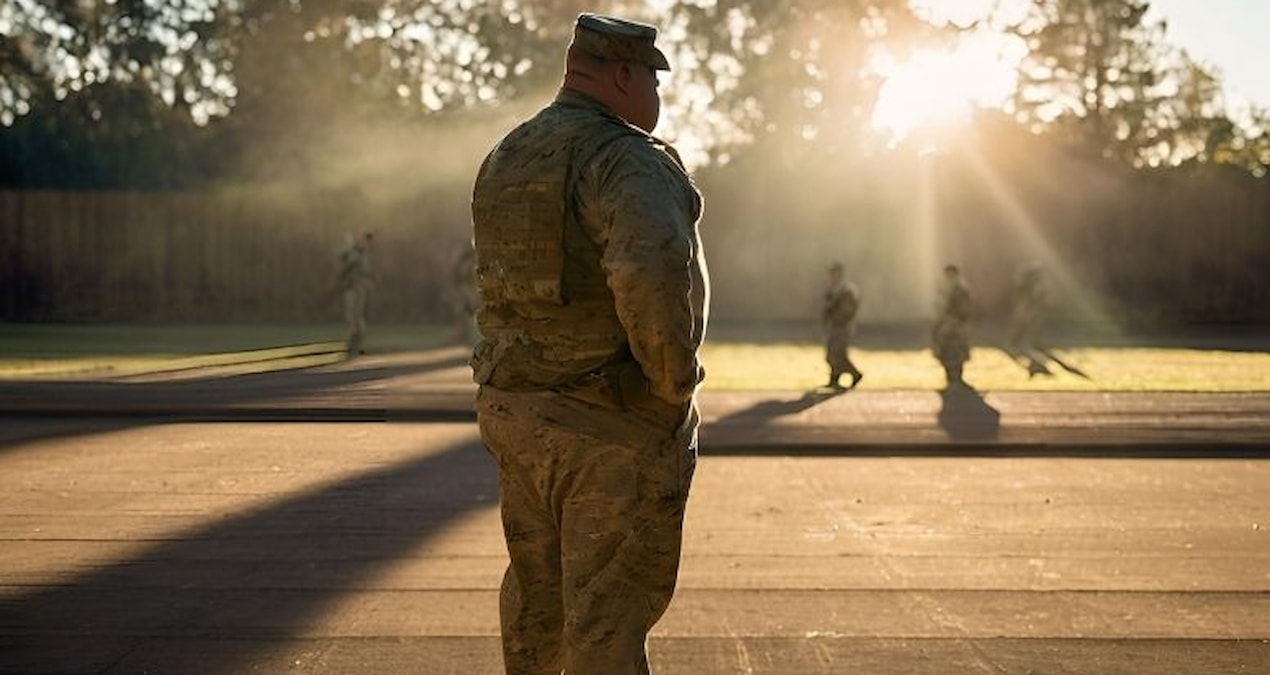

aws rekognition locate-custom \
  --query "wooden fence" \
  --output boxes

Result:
[2,152,1268,325]
[0,187,472,322]
[695,142,1270,327]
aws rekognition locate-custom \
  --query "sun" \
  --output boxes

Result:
[869,31,1026,149]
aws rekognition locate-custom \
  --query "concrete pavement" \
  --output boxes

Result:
[4,347,1270,448]
[1,349,1268,674]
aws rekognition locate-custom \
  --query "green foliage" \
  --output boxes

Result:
[660,0,939,164]
[1,0,1267,187]
[2,0,239,187]
[0,0,240,125]
[1009,0,1266,175]
[0,322,456,378]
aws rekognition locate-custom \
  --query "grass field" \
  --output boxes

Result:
[1,322,1267,392]
[699,342,1270,392]
[0,323,453,379]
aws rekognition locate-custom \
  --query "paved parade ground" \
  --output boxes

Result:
[1,347,1268,674]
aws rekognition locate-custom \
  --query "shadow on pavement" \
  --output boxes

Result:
[0,353,473,446]
[0,417,147,450]
[937,386,1001,442]
[711,389,846,426]
[0,435,498,675]
[997,345,1093,381]
[0,354,469,408]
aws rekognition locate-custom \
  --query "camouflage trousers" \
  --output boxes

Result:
[476,385,697,675]
[825,325,861,381]
[932,318,970,367]
[1008,311,1046,355]
[932,318,971,385]
[342,285,369,355]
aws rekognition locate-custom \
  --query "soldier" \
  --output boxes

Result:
[822,262,863,390]
[445,240,480,346]
[469,13,708,675]
[932,264,972,388]
[1008,264,1051,377]
[337,232,374,357]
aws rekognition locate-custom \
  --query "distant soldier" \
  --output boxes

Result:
[337,232,374,356]
[445,241,480,345]
[932,264,972,388]
[1008,264,1051,377]
[822,262,863,390]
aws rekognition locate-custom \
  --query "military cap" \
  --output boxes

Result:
[572,13,671,71]
[827,262,844,273]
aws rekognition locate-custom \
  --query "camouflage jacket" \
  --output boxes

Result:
[471,90,709,406]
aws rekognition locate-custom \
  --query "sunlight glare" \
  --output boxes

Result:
[869,31,1025,148]
[959,148,1118,330]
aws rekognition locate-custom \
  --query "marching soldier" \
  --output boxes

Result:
[337,232,374,356]
[822,261,863,390]
[933,264,972,389]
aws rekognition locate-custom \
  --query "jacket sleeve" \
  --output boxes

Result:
[577,136,705,405]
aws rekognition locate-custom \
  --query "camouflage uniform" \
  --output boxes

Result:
[447,241,480,345]
[822,265,862,389]
[1008,266,1047,353]
[337,235,374,356]
[1008,266,1051,377]
[932,270,972,387]
[470,14,708,675]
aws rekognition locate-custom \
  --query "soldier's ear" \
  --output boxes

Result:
[613,62,635,95]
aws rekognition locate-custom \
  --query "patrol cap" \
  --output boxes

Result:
[572,13,671,71]
[828,262,844,273]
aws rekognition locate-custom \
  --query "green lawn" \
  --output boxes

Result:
[699,342,1270,392]
[1,323,1267,392]
[0,323,455,379]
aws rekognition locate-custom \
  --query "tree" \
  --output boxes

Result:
[660,0,933,167]
[3,0,931,186]
[1008,0,1264,174]
[1011,0,1162,160]
[4,0,1266,188]
[1,0,244,187]
[1205,104,1270,177]
[1,0,240,126]
[0,0,580,187]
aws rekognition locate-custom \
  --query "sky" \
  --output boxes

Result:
[900,0,1268,110]
[881,0,1269,144]
[1146,0,1269,111]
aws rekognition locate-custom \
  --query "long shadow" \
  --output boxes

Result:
[0,433,498,674]
[710,389,846,427]
[0,353,475,448]
[0,417,147,450]
[0,355,470,411]
[997,345,1093,380]
[937,386,1001,442]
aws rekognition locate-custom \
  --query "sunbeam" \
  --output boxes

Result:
[956,142,1121,333]
[914,153,941,314]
